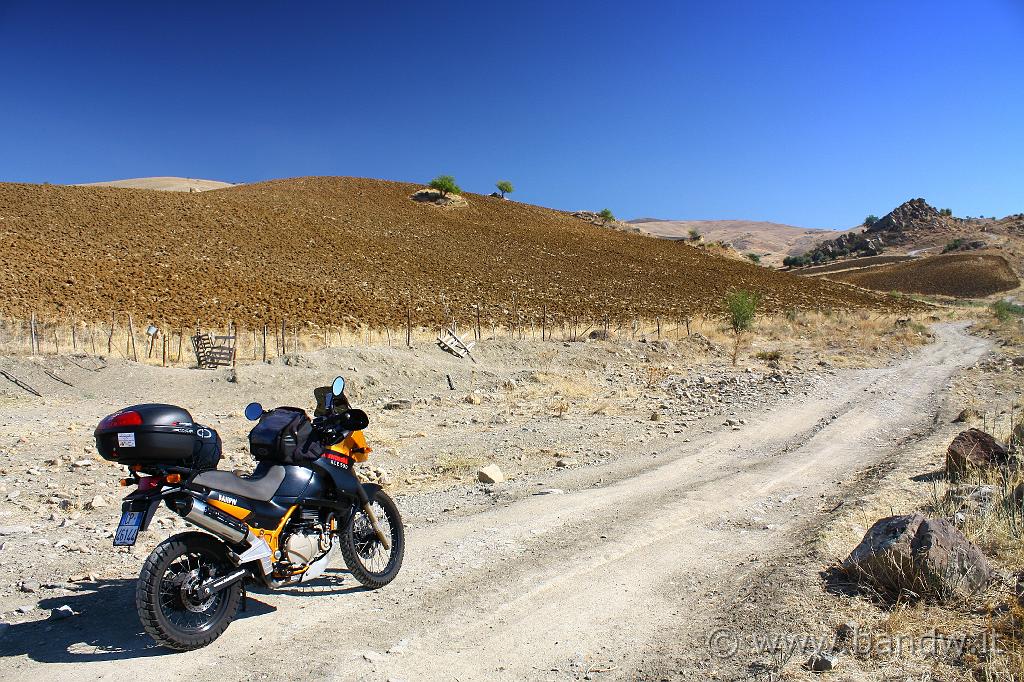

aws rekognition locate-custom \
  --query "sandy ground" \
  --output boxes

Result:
[0,323,987,680]
[74,177,234,192]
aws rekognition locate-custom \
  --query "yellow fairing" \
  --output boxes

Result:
[326,430,372,462]
[208,498,252,521]
[248,505,298,557]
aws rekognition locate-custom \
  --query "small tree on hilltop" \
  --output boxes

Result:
[429,175,461,198]
[496,180,514,198]
[864,214,879,228]
[745,253,761,264]
[725,290,759,366]
[688,228,702,242]
[598,208,615,223]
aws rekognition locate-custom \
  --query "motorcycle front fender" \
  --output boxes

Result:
[312,455,370,506]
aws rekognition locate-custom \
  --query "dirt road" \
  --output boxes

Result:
[0,324,988,681]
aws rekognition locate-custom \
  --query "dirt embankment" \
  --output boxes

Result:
[0,177,904,329]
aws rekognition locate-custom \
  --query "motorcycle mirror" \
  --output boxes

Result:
[244,402,264,421]
[331,376,346,397]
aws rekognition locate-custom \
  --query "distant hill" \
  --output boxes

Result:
[75,177,235,192]
[625,218,856,266]
[0,176,897,327]
[793,198,1024,272]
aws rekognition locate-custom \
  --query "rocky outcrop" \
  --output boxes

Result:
[864,198,949,239]
[946,429,1013,481]
[843,513,993,602]
[800,198,957,264]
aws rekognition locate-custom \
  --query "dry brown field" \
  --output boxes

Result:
[0,177,901,331]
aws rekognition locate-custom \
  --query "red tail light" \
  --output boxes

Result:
[138,476,162,491]
[98,410,143,429]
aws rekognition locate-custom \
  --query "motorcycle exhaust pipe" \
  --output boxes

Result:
[174,496,251,545]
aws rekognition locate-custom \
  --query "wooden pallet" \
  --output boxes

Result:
[436,327,476,363]
[191,332,236,369]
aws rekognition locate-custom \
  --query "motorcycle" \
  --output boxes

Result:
[93,376,404,650]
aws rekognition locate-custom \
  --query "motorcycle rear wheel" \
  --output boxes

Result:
[136,531,242,650]
[340,488,405,589]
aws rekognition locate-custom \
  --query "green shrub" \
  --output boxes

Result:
[745,253,761,264]
[992,300,1024,323]
[725,290,759,366]
[864,214,880,227]
[939,208,953,217]
[495,180,513,198]
[598,208,615,223]
[429,175,461,197]
[688,228,702,242]
[756,350,782,362]
[942,238,965,254]
[782,255,811,268]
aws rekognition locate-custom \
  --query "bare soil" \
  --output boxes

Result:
[827,253,1020,298]
[0,322,986,681]
[0,177,905,330]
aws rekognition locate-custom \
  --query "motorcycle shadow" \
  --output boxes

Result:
[247,568,369,597]
[0,578,275,662]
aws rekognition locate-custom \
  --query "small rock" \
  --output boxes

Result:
[650,412,661,422]
[383,399,412,411]
[555,459,576,468]
[0,525,33,536]
[85,495,108,510]
[477,464,504,485]
[535,488,564,496]
[803,652,839,672]
[836,622,857,641]
[19,580,40,593]
[952,407,981,423]
[50,605,77,620]
[465,394,482,406]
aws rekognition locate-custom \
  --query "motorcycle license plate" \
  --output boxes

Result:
[113,510,144,546]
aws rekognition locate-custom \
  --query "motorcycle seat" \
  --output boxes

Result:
[193,465,286,502]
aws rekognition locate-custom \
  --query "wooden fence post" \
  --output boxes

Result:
[262,325,268,362]
[30,312,38,354]
[406,301,412,348]
[162,336,167,367]
[126,313,138,361]
[108,312,115,354]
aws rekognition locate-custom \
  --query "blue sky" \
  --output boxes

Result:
[0,1,1021,228]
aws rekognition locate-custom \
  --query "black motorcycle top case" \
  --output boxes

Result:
[95,403,200,465]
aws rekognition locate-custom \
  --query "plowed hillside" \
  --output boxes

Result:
[0,177,899,328]
[828,253,1019,298]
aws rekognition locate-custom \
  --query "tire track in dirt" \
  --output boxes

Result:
[0,324,987,682]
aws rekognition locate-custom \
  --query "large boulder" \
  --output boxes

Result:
[946,429,1011,481]
[911,517,992,600]
[843,513,992,602]
[843,513,922,599]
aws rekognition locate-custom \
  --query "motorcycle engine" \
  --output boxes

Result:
[283,530,321,565]
[280,509,333,568]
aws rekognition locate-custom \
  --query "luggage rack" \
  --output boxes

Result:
[191,332,236,369]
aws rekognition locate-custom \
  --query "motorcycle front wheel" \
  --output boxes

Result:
[340,488,405,589]
[136,531,242,650]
